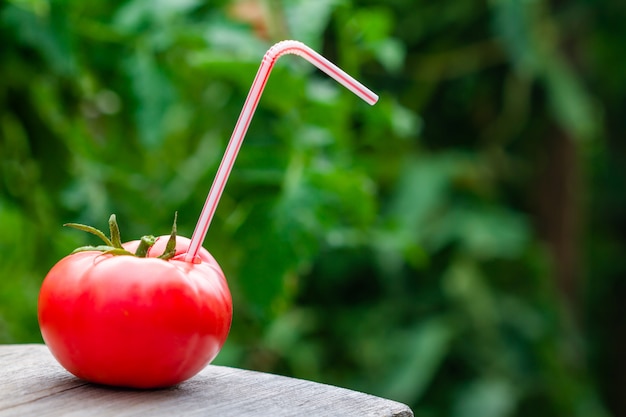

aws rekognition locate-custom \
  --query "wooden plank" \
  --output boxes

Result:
[0,344,413,417]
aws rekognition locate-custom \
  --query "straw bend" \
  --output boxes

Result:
[263,40,379,105]
[184,40,378,262]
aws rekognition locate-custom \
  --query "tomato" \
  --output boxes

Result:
[38,231,232,389]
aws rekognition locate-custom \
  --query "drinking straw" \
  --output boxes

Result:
[185,40,379,263]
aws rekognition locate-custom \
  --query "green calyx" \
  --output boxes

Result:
[65,212,178,260]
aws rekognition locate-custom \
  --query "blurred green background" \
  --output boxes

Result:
[1,0,625,415]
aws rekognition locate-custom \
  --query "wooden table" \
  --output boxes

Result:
[0,344,413,416]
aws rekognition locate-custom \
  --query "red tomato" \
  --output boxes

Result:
[38,235,232,389]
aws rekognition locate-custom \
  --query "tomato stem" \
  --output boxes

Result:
[71,245,131,255]
[134,235,157,257]
[109,214,123,249]
[158,212,178,260]
[64,213,179,260]
[64,222,114,247]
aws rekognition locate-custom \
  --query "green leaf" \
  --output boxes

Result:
[283,0,341,49]
[545,60,598,140]
[386,154,455,237]
[113,0,201,34]
[1,4,76,75]
[349,7,406,73]
[452,379,518,417]
[371,38,406,74]
[491,0,598,141]
[235,200,307,319]
[491,0,542,75]
[202,14,268,58]
[124,50,175,148]
[383,318,456,403]
[351,7,395,43]
[433,205,530,259]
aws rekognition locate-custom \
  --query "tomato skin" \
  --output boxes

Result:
[38,236,232,389]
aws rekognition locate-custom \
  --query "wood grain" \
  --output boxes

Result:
[0,344,413,417]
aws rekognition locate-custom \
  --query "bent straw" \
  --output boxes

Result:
[185,40,379,263]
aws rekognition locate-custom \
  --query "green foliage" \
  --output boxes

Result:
[0,0,623,416]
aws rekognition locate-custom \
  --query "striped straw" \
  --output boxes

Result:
[185,40,378,263]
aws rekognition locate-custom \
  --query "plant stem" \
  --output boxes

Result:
[134,235,157,257]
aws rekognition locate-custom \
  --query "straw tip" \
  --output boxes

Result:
[360,91,379,105]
